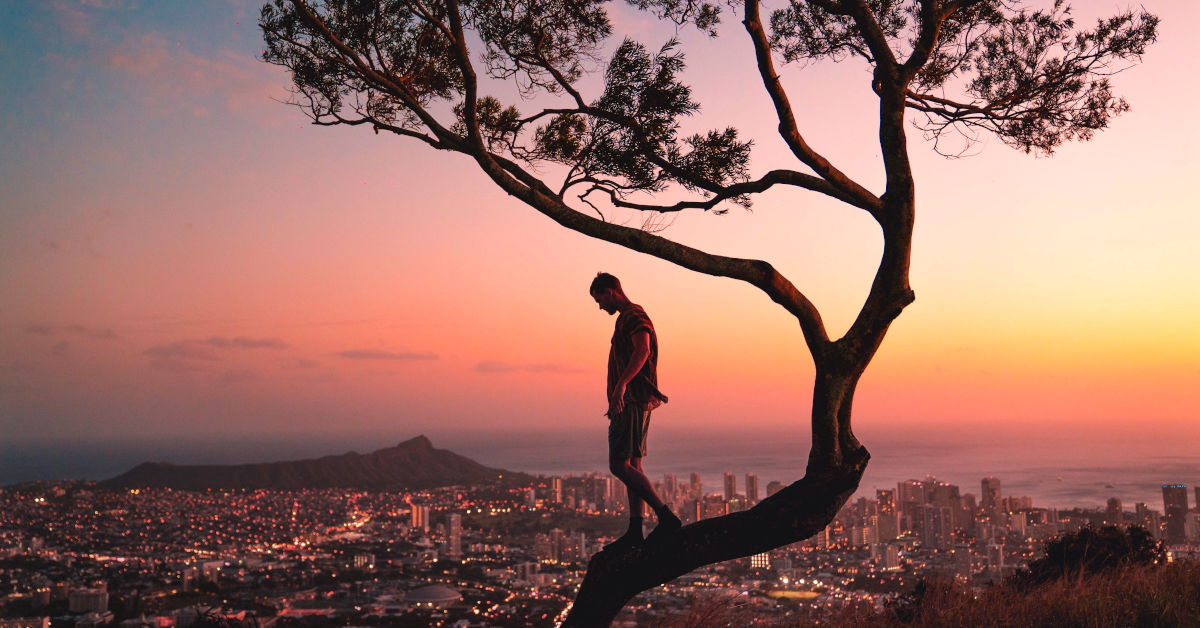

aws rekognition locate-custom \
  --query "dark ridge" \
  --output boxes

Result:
[100,435,528,491]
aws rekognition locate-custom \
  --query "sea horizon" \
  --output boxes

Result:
[4,423,1196,512]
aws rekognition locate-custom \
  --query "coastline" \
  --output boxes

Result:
[4,425,1196,511]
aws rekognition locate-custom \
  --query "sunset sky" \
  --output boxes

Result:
[2,1,1198,474]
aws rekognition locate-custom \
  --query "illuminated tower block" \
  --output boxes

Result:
[981,477,1002,519]
[1163,484,1189,543]
[745,473,759,504]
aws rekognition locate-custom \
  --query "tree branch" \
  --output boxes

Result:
[443,0,484,148]
[478,150,833,357]
[902,0,946,77]
[579,167,877,215]
[743,0,882,216]
[834,0,899,70]
[564,455,868,626]
[287,0,464,149]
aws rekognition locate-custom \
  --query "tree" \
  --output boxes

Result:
[258,1,1157,624]
[1011,524,1165,589]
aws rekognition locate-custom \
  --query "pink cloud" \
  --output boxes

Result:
[339,349,438,361]
[474,360,586,374]
[106,33,286,116]
[143,336,290,371]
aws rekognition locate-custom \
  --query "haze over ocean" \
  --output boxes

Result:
[4,423,1195,511]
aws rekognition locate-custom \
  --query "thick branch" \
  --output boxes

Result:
[743,0,882,215]
[478,151,833,357]
[583,167,877,214]
[563,455,868,626]
[835,0,899,70]
[444,0,483,148]
[902,0,945,76]
[314,111,444,148]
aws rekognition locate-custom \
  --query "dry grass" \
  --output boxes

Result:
[837,560,1200,628]
[659,560,1200,628]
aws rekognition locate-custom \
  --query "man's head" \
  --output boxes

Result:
[590,272,627,315]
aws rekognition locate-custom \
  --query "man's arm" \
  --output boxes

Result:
[609,330,651,415]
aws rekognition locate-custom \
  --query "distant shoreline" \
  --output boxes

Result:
[4,426,1196,511]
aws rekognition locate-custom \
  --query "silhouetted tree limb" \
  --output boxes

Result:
[566,455,868,624]
[259,1,1156,624]
[744,0,882,214]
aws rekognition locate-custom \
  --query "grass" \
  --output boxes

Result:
[659,559,1200,628]
[861,560,1200,628]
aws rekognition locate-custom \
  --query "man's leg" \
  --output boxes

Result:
[607,457,680,550]
[626,457,681,541]
[606,456,645,551]
[622,457,663,511]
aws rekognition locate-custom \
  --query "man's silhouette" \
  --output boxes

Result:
[590,272,682,551]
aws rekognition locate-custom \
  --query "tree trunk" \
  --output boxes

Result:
[562,372,869,627]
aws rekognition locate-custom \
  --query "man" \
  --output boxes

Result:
[590,272,681,551]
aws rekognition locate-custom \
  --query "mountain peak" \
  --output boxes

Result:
[397,435,433,449]
[101,435,526,491]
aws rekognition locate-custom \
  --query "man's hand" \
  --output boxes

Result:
[608,382,627,416]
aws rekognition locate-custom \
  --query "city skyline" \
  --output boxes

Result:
[2,2,1199,468]
[3,464,1197,626]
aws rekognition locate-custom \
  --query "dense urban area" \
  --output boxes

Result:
[3,472,1199,627]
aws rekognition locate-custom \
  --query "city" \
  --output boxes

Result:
[3,472,1198,627]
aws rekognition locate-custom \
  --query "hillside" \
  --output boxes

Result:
[100,435,527,491]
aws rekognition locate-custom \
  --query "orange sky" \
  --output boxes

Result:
[1,1,1198,460]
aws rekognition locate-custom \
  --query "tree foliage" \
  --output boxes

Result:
[1012,524,1165,589]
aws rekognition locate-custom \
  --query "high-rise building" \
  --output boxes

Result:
[1105,497,1123,525]
[1163,484,1189,543]
[877,489,896,515]
[551,477,564,504]
[588,475,613,512]
[876,489,899,541]
[411,504,430,532]
[981,477,1002,518]
[1135,502,1161,539]
[550,528,566,563]
[897,479,924,504]
[931,481,960,509]
[745,473,759,504]
[724,472,737,502]
[446,513,463,559]
[534,533,556,563]
[664,474,678,502]
[689,472,703,499]
[766,480,785,497]
[913,504,953,551]
[896,480,924,532]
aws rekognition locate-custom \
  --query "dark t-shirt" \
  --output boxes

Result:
[607,304,668,410]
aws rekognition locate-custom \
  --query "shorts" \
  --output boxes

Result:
[608,405,652,459]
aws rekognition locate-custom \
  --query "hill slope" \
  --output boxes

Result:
[101,435,525,491]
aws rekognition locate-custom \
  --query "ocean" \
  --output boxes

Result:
[3,424,1196,511]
